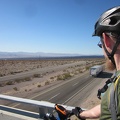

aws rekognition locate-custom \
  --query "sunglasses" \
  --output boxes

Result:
[97,32,119,48]
[97,41,102,48]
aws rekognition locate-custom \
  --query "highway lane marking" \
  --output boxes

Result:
[28,71,89,99]
[72,82,79,86]
[48,93,60,100]
[10,93,61,107]
[10,71,89,108]
[62,79,94,105]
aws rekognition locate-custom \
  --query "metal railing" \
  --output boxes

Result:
[0,94,74,119]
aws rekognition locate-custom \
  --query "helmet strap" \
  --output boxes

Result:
[101,37,120,67]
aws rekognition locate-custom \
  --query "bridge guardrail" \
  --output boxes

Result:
[0,94,74,119]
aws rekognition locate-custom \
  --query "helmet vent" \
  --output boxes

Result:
[109,18,117,25]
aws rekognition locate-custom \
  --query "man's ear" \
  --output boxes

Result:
[102,33,111,48]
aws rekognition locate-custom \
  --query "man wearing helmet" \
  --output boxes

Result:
[72,6,120,120]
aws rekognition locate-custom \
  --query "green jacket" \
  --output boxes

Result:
[100,70,120,120]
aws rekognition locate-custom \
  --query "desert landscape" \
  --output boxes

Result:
[0,57,105,116]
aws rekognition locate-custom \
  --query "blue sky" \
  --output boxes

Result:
[0,0,120,55]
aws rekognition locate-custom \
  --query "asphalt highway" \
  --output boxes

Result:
[13,71,113,113]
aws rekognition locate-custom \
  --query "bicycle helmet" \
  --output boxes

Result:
[93,6,120,67]
[93,6,120,36]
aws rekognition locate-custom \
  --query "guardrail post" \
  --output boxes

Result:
[39,107,46,118]
[39,107,54,118]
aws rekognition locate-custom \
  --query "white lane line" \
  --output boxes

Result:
[62,80,94,104]
[49,93,60,100]
[12,93,61,108]
[72,82,79,86]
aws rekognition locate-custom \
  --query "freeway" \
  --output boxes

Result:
[12,70,113,113]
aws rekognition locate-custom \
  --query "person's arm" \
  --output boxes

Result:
[80,104,101,119]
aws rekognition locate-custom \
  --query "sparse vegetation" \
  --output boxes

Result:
[13,87,18,91]
[45,81,50,85]
[25,89,27,92]
[33,74,42,78]
[15,79,22,83]
[6,81,14,85]
[0,58,105,77]
[24,77,31,81]
[50,76,54,79]
[37,84,41,87]
[15,77,31,83]
[0,73,4,77]
[57,72,72,80]
[63,73,72,79]
[86,66,90,70]
[57,75,63,80]
[0,58,105,94]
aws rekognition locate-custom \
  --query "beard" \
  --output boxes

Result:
[105,58,116,71]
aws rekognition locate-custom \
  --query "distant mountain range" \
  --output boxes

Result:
[0,52,103,59]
